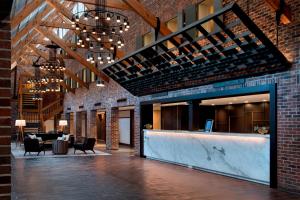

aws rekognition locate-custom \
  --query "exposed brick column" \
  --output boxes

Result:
[0,20,11,199]
[134,106,140,155]
[107,108,119,150]
[87,110,96,138]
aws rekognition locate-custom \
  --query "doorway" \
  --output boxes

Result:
[81,111,87,138]
[69,112,74,135]
[96,111,106,144]
[118,108,135,148]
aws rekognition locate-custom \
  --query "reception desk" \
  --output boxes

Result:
[143,129,270,184]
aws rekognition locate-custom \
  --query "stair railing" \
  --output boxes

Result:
[41,99,63,121]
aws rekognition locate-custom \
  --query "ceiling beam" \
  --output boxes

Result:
[40,21,74,29]
[12,31,38,62]
[12,6,53,45]
[264,0,291,24]
[11,0,44,28]
[35,26,109,82]
[28,44,48,59]
[66,0,131,10]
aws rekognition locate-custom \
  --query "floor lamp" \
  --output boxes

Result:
[15,119,26,146]
[59,120,68,133]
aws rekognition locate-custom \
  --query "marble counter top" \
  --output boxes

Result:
[143,129,270,184]
[144,129,270,138]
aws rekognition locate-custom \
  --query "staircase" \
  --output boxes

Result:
[22,93,38,110]
[21,93,40,133]
[42,99,63,121]
[20,95,63,134]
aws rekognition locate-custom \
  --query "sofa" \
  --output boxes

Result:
[26,133,74,148]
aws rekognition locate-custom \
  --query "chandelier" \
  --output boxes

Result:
[71,0,130,64]
[32,93,43,101]
[27,45,64,94]
[39,44,66,73]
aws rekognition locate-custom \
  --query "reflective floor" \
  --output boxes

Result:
[12,147,300,200]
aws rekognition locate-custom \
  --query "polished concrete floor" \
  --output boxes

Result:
[12,147,300,200]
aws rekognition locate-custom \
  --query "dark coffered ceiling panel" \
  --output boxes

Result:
[103,3,290,96]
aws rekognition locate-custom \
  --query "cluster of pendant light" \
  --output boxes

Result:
[39,64,66,72]
[71,0,130,65]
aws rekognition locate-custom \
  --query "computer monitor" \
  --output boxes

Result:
[204,119,214,132]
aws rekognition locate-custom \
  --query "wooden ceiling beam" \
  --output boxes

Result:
[66,0,131,10]
[40,21,74,29]
[31,39,76,48]
[12,31,38,62]
[12,6,53,45]
[264,0,291,24]
[11,0,44,28]
[28,44,48,59]
[35,26,109,83]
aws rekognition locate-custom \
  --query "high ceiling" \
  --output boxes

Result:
[10,0,292,96]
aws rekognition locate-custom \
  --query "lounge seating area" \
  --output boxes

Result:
[22,133,95,156]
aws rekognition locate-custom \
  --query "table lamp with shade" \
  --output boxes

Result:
[59,120,68,133]
[15,119,26,145]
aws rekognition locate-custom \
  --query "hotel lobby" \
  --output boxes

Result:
[1,0,300,199]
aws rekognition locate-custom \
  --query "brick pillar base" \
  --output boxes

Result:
[107,108,119,150]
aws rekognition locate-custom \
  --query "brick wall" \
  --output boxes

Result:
[63,0,300,193]
[0,19,11,199]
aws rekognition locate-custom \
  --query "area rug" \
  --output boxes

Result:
[11,145,110,159]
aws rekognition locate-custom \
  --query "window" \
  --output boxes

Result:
[71,78,75,89]
[76,73,79,88]
[82,69,87,83]
[197,0,215,33]
[166,17,178,49]
[166,17,178,32]
[72,2,85,16]
[52,2,86,39]
[90,71,96,82]
[54,28,69,39]
[142,32,153,47]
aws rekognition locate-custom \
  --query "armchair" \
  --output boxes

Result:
[24,137,45,156]
[74,138,96,154]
